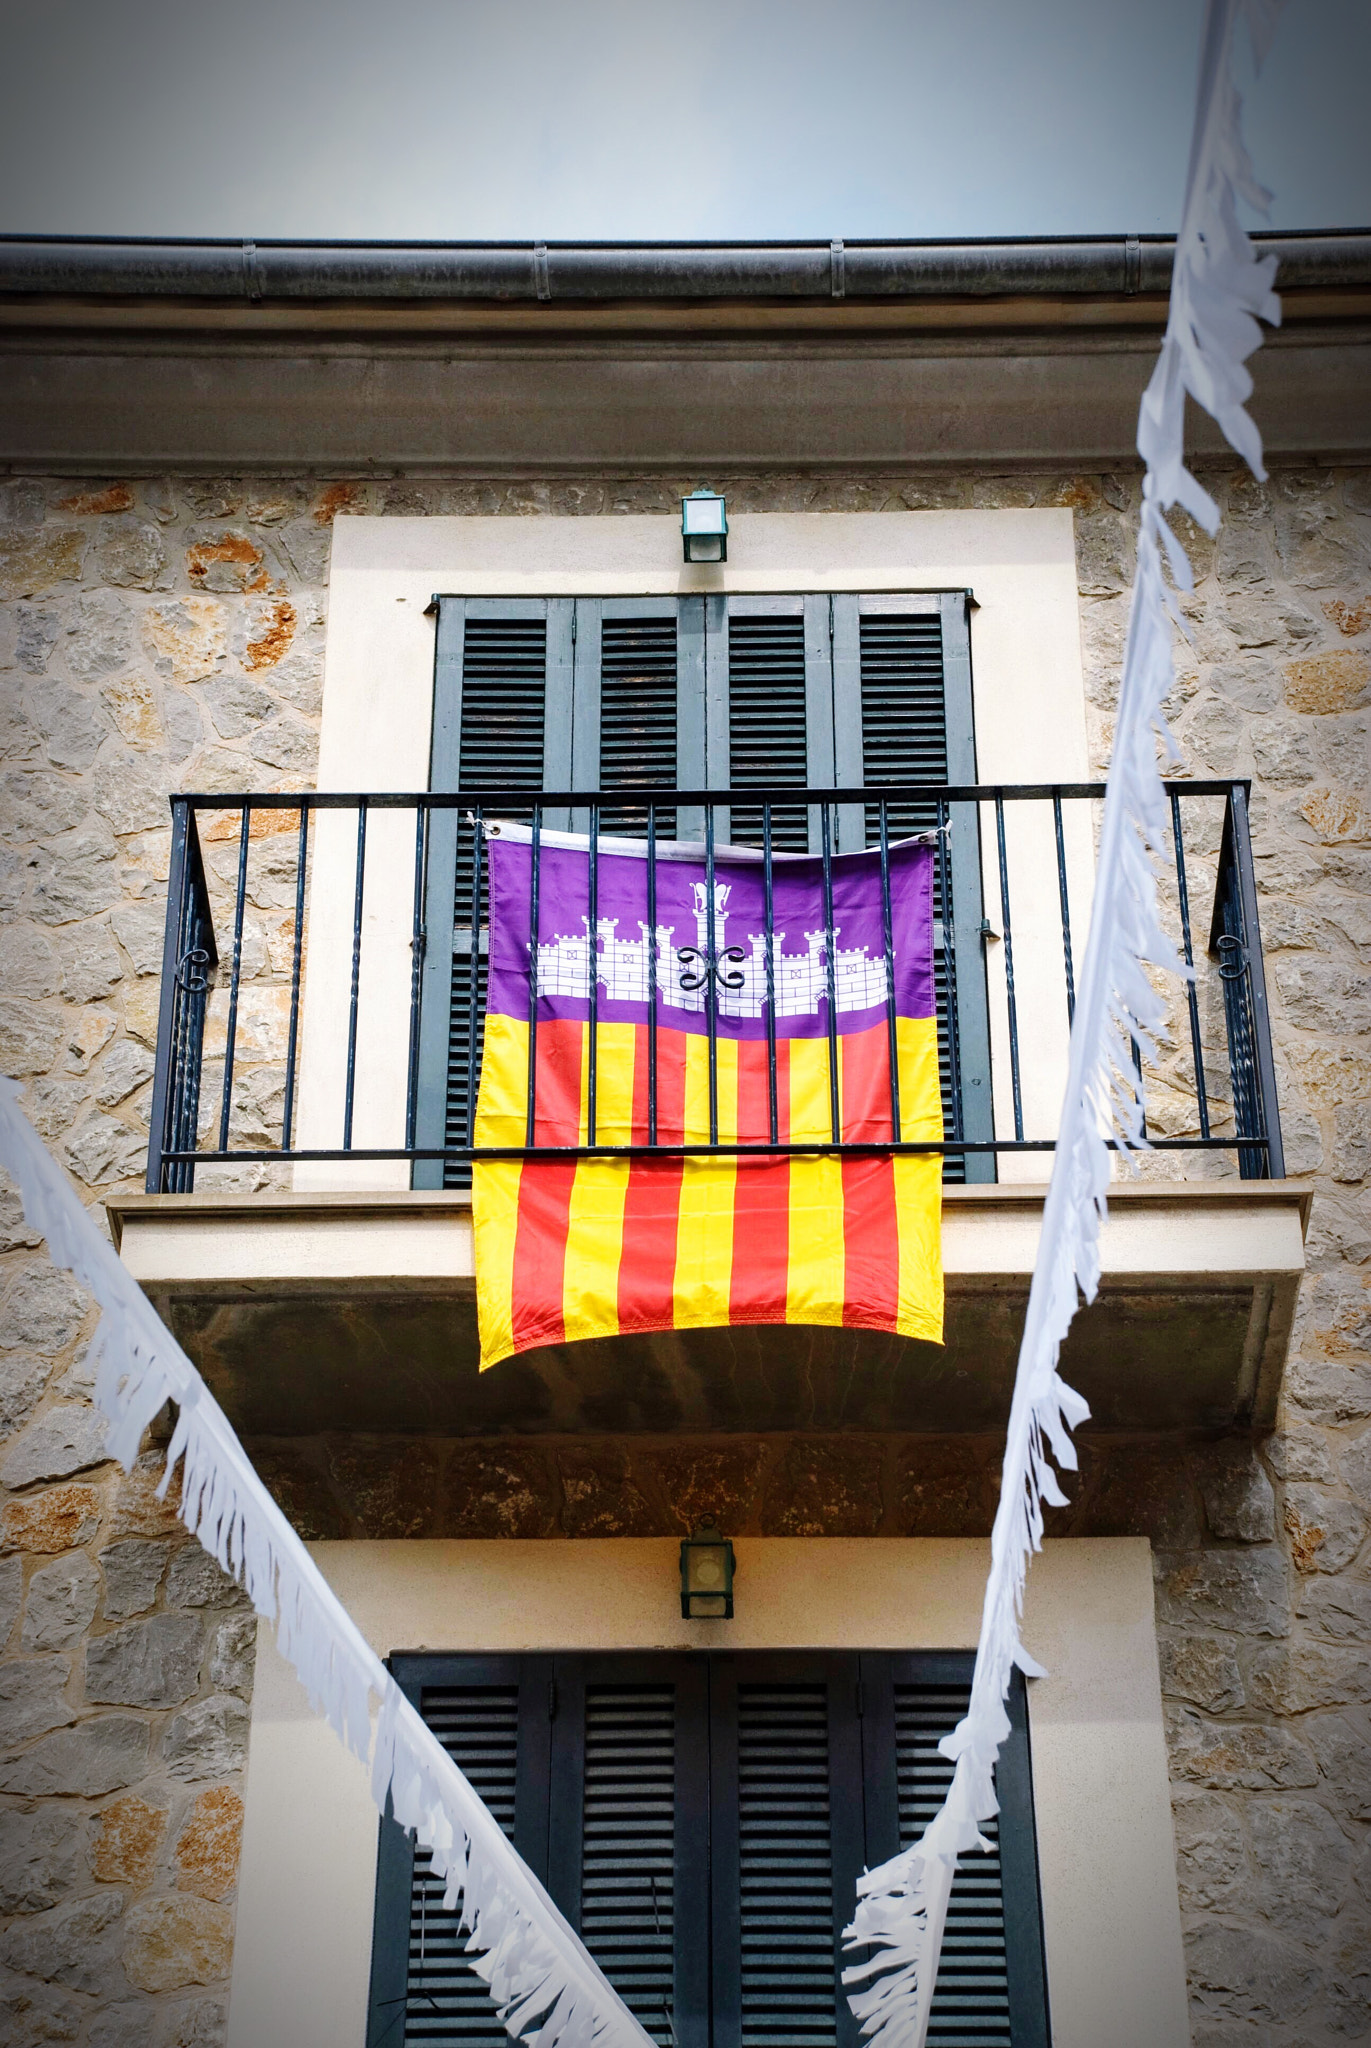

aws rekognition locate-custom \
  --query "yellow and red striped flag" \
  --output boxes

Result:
[472,825,943,1368]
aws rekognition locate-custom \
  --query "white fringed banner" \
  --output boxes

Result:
[842,2,1285,2041]
[0,1078,654,2048]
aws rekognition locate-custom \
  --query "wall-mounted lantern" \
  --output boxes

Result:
[681,487,727,563]
[680,1522,735,1619]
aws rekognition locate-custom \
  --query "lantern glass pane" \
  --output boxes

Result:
[683,495,724,534]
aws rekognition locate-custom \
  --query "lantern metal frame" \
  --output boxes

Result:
[681,487,728,563]
[679,1521,736,1619]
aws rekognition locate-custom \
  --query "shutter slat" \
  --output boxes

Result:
[737,1683,840,2047]
[599,616,678,837]
[403,1686,520,2044]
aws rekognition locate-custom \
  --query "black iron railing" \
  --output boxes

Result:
[145,783,1284,1193]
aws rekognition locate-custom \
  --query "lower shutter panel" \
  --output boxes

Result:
[403,1686,521,2044]
[895,1682,1011,2047]
[581,1685,678,2045]
[738,1682,840,2048]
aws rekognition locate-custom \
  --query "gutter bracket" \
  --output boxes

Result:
[830,238,845,300]
[242,239,263,305]
[534,243,551,302]
[1124,235,1141,296]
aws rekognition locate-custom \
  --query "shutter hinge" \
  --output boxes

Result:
[855,1680,865,1718]
[571,608,577,645]
[548,1679,558,1722]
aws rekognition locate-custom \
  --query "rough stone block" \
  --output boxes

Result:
[121,1894,233,1993]
[1,1483,101,1556]
[94,519,168,591]
[557,1444,657,1538]
[107,1454,183,1539]
[0,1973,83,2047]
[1250,1796,1353,1940]
[0,1714,149,1797]
[762,1438,884,1537]
[89,2004,153,2048]
[90,1795,168,1889]
[208,1616,255,1699]
[0,1353,49,1441]
[1266,1427,1336,1484]
[1185,1923,1322,2025]
[141,598,227,684]
[1157,1632,1245,1712]
[201,676,276,741]
[1165,1706,1317,1790]
[0,1554,21,1648]
[185,530,268,595]
[1199,1443,1276,1542]
[1171,1790,1250,1910]
[1295,1573,1371,1642]
[85,1614,202,1709]
[165,1543,246,1611]
[93,1040,155,1108]
[0,1266,88,1354]
[22,1553,101,1651]
[1275,960,1371,1037]
[99,1538,172,1620]
[0,527,86,602]
[2,1406,109,1489]
[438,1442,556,1539]
[1304,1711,1371,1820]
[0,999,63,1076]
[0,1807,84,1914]
[1154,1546,1290,1636]
[161,1696,249,1782]
[1332,1102,1371,1184]
[0,1888,124,1993]
[0,926,59,998]
[646,1441,770,1538]
[241,1443,345,1540]
[156,1996,228,2048]
[58,926,122,1004]
[1341,1427,1371,1506]
[1281,1482,1366,1572]
[91,754,170,838]
[1249,1641,1371,1713]
[1284,649,1371,714]
[324,1438,438,1539]
[896,1441,994,1537]
[174,1787,243,1901]
[0,1656,76,1749]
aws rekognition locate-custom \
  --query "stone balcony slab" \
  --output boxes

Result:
[108,1183,1308,1440]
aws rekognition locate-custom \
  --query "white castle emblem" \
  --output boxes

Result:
[534,881,889,1020]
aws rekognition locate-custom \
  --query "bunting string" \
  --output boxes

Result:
[843,2,1286,2039]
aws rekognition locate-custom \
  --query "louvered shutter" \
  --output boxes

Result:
[367,1654,553,2047]
[858,1656,1049,2048]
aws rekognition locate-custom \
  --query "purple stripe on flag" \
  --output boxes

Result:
[485,832,936,1039]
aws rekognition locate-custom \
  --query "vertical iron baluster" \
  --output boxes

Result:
[1131,1036,1147,1140]
[180,904,208,1191]
[705,802,719,1146]
[821,801,840,1144]
[1169,790,1210,1141]
[342,798,367,1152]
[281,801,309,1152]
[763,803,778,1145]
[878,799,901,1143]
[936,797,963,1147]
[403,802,427,1155]
[995,794,1024,1143]
[1225,782,1285,1178]
[526,806,542,1148]
[647,803,658,1147]
[587,802,600,1147]
[465,808,485,1160]
[166,841,195,1191]
[147,798,190,1193]
[1053,792,1076,1027]
[218,802,251,1153]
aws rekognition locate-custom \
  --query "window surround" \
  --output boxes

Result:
[296,510,1093,1191]
[226,1536,1189,2048]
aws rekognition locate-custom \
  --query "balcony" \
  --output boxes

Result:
[110,783,1307,1439]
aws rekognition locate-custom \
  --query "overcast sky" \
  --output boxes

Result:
[0,0,1366,241]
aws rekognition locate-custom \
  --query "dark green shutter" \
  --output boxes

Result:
[370,1652,1048,2048]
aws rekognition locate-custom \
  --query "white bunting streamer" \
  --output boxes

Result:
[843,2,1285,2040]
[0,1078,653,2048]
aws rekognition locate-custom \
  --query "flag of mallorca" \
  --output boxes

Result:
[472,823,944,1368]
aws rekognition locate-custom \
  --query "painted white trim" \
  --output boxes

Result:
[227,1536,1188,2048]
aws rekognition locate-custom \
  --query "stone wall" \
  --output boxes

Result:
[1,466,1368,2045]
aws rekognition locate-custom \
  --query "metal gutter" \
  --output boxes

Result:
[2,231,1369,303]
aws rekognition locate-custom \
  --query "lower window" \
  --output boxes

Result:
[367,1651,1049,2048]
